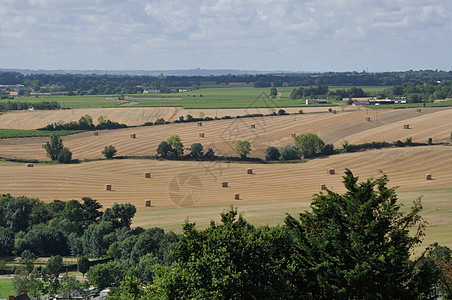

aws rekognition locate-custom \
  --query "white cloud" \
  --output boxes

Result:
[0,0,451,71]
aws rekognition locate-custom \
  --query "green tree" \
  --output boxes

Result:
[189,143,203,158]
[107,242,121,260]
[102,203,136,229]
[235,140,251,159]
[205,147,215,159]
[270,87,277,98]
[19,250,37,272]
[57,147,72,163]
[46,134,64,160]
[88,260,125,290]
[157,141,171,158]
[0,226,14,256]
[167,135,184,157]
[285,169,439,299]
[77,256,90,278]
[45,255,63,278]
[78,114,93,129]
[279,145,300,161]
[102,145,117,159]
[265,146,280,161]
[294,133,325,158]
[155,206,293,299]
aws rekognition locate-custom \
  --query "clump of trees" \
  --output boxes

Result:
[40,115,127,131]
[45,134,73,163]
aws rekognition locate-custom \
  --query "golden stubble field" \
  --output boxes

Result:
[0,107,451,161]
[0,107,451,248]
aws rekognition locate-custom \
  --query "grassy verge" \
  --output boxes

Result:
[0,279,15,298]
[0,129,85,139]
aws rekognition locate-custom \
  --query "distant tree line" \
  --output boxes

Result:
[0,100,60,112]
[39,114,127,131]
[2,70,452,96]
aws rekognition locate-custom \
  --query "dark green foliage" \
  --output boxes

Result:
[3,195,33,232]
[270,87,277,98]
[46,134,64,160]
[265,146,280,161]
[88,260,126,290]
[428,137,433,145]
[102,145,117,159]
[77,256,90,276]
[45,255,63,278]
[322,143,335,155]
[0,226,14,255]
[285,169,439,299]
[82,221,116,257]
[157,141,171,158]
[102,203,136,229]
[277,109,287,115]
[156,206,293,299]
[15,224,69,256]
[279,145,300,160]
[189,143,203,158]
[204,147,215,159]
[57,147,72,163]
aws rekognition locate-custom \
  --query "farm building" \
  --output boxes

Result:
[306,99,328,105]
[369,98,406,105]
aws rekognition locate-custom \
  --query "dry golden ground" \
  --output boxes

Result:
[0,106,337,130]
[0,107,450,161]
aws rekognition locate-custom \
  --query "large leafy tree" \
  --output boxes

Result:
[285,169,439,299]
[46,134,64,160]
[294,133,325,158]
[166,135,184,157]
[235,140,251,159]
[156,206,293,299]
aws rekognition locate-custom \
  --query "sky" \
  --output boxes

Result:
[1,0,451,72]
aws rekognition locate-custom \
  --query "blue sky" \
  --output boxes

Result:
[1,0,451,72]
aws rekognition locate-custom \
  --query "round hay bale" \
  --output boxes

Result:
[105,184,112,191]
[144,172,151,179]
[222,182,228,188]
[145,200,151,207]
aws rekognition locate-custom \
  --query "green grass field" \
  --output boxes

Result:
[0,279,15,298]
[0,129,85,139]
[10,86,387,109]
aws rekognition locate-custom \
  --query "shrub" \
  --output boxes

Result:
[57,148,72,163]
[102,145,117,159]
[265,146,280,161]
[279,145,300,160]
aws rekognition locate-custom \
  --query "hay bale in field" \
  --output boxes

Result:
[235,194,240,200]
[42,144,46,149]
[145,200,151,207]
[247,168,253,174]
[93,131,99,136]
[222,182,228,188]
[425,174,432,180]
[417,108,422,113]
[403,124,410,129]
[199,133,205,138]
[250,124,256,129]
[27,163,34,167]
[106,184,112,191]
[320,184,326,191]
[130,133,136,138]
[332,110,337,114]
[198,121,203,126]
[365,116,371,121]
[291,133,296,138]
[144,172,151,178]
[328,169,335,175]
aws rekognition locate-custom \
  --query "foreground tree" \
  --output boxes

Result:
[285,169,439,299]
[57,147,72,163]
[167,135,184,157]
[155,206,293,299]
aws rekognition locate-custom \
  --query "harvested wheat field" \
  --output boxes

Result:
[0,106,339,130]
[0,107,450,161]
[1,145,452,246]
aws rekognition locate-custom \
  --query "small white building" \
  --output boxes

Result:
[306,99,328,105]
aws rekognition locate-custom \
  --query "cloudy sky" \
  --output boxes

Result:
[1,0,451,72]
